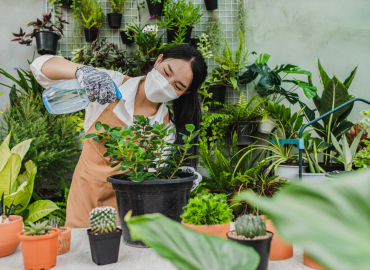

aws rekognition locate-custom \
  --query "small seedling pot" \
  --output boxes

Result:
[204,85,226,109]
[19,228,61,270]
[34,31,59,55]
[167,26,193,43]
[181,221,230,239]
[260,215,292,260]
[227,230,273,270]
[0,215,23,257]
[107,13,122,29]
[146,0,164,16]
[84,28,99,43]
[87,228,122,265]
[204,0,218,10]
[304,251,328,270]
[107,172,196,247]
[57,227,71,255]
[120,30,134,45]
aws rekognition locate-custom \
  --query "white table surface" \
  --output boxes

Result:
[1,228,313,270]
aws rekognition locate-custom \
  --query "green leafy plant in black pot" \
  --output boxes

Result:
[200,30,249,109]
[180,193,234,239]
[72,0,104,42]
[227,215,273,270]
[87,206,122,265]
[86,115,200,247]
[107,0,127,28]
[157,0,202,44]
[11,13,68,55]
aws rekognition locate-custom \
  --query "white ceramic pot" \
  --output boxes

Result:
[258,118,276,134]
[275,165,306,182]
[297,173,326,182]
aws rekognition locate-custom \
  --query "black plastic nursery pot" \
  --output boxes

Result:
[120,30,135,45]
[34,31,59,55]
[107,13,122,29]
[227,231,273,270]
[204,0,218,10]
[87,228,122,265]
[108,172,196,248]
[318,163,345,172]
[235,121,256,145]
[189,38,199,49]
[167,26,193,44]
[57,0,72,8]
[146,0,164,17]
[84,28,99,43]
[204,85,226,109]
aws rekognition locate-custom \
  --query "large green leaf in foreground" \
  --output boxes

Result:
[126,213,260,270]
[238,169,370,270]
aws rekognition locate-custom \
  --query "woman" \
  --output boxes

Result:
[31,44,207,227]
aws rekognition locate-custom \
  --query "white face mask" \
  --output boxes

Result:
[145,60,180,103]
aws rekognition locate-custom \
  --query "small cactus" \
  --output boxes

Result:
[24,220,53,236]
[235,215,266,238]
[89,206,118,234]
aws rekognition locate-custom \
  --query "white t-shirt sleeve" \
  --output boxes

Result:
[29,55,126,133]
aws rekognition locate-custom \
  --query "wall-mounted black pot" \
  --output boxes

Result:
[203,85,226,109]
[34,31,59,55]
[204,0,218,10]
[146,0,164,17]
[235,121,257,146]
[167,26,193,43]
[84,28,99,43]
[120,30,134,45]
[107,13,122,29]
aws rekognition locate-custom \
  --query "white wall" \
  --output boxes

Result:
[246,0,370,122]
[0,0,44,110]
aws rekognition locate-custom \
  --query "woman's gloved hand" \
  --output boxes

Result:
[75,66,116,105]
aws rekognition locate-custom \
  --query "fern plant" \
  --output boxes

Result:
[223,94,264,123]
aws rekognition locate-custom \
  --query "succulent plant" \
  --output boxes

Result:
[181,193,234,225]
[48,216,61,228]
[235,215,266,238]
[24,220,53,236]
[89,206,118,234]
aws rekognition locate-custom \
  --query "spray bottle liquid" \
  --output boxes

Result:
[42,79,121,114]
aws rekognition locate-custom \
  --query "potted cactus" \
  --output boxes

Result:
[87,206,122,265]
[49,217,71,256]
[227,215,273,270]
[18,221,61,270]
[180,193,234,239]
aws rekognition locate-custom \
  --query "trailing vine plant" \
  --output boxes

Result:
[205,12,224,57]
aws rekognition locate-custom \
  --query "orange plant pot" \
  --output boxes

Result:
[0,215,23,257]
[181,220,230,239]
[19,228,61,270]
[304,252,328,270]
[260,215,293,260]
[57,227,71,255]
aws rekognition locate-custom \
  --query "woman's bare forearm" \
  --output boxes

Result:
[41,57,84,80]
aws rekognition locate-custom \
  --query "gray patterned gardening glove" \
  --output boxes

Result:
[179,166,202,192]
[75,66,116,105]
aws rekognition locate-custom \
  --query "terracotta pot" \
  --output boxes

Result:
[19,228,61,270]
[304,252,327,270]
[260,215,293,260]
[58,227,71,255]
[0,215,23,257]
[181,220,230,239]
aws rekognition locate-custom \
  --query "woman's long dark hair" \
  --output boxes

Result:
[162,44,208,167]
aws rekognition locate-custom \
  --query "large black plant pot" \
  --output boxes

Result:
[146,0,164,16]
[84,28,99,43]
[227,231,273,270]
[107,172,196,247]
[203,85,226,109]
[34,31,59,55]
[319,163,345,172]
[87,228,122,265]
[235,121,256,146]
[107,13,122,29]
[167,26,193,43]
[57,0,72,8]
[120,30,134,45]
[204,0,218,10]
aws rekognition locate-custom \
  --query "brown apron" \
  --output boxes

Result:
[66,77,170,228]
